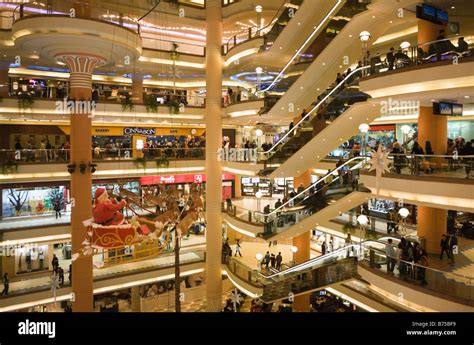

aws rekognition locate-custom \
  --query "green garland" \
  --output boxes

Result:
[133,157,147,170]
[1,160,19,175]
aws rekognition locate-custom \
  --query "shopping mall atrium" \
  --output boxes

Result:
[0,0,472,315]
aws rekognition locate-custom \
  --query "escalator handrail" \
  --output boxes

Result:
[266,156,367,217]
[260,0,344,93]
[260,65,370,155]
[231,156,367,221]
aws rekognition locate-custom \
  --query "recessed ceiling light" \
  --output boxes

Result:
[451,6,455,9]
[464,95,470,99]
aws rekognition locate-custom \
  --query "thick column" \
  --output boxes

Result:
[417,207,446,254]
[131,286,141,312]
[292,170,311,312]
[205,0,223,312]
[58,53,106,312]
[418,106,447,156]
[294,169,311,191]
[417,107,447,254]
[292,232,311,312]
[131,75,144,103]
[0,67,8,97]
[418,20,444,52]
[234,175,241,198]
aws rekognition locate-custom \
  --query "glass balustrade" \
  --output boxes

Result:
[1,248,206,298]
[223,157,368,237]
[363,35,474,77]
[0,147,205,165]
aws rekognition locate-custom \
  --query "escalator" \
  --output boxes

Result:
[224,246,359,303]
[258,69,371,177]
[224,157,371,241]
[260,0,370,97]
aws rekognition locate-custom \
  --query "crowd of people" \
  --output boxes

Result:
[384,237,430,286]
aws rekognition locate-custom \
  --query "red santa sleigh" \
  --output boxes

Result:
[83,188,156,249]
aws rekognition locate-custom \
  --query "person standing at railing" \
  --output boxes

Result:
[391,142,404,174]
[410,141,424,175]
[456,37,469,54]
[234,239,242,257]
[439,234,449,261]
[385,239,396,274]
[414,243,429,286]
[386,47,395,70]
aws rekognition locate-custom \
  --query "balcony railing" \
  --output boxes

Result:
[0,147,205,166]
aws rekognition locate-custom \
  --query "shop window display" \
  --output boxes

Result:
[2,186,68,218]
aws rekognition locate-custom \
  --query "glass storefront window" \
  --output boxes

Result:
[2,186,67,218]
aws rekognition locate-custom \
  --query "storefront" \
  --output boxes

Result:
[272,177,294,196]
[1,186,69,218]
[311,229,347,253]
[140,173,235,200]
[241,177,272,197]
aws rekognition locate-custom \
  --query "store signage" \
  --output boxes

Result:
[140,173,234,185]
[123,127,156,136]
[94,128,110,133]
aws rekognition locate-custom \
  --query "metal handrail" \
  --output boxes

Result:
[259,65,370,156]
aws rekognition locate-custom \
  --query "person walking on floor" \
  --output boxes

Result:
[385,239,396,274]
[234,239,242,257]
[264,251,271,269]
[51,254,59,273]
[439,234,449,260]
[1,273,9,296]
[276,252,283,270]
[270,254,276,268]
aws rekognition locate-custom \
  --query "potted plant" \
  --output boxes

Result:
[342,221,355,235]
[144,94,158,113]
[18,92,34,110]
[1,160,19,175]
[156,157,169,168]
[169,95,182,115]
[133,157,147,170]
[121,96,134,112]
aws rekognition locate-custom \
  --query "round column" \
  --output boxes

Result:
[292,170,312,312]
[131,74,144,103]
[57,53,106,312]
[205,0,223,312]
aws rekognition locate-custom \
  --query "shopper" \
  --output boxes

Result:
[439,234,449,260]
[1,273,9,295]
[321,241,327,255]
[264,251,271,269]
[69,264,72,284]
[276,252,283,270]
[385,239,396,274]
[58,267,65,286]
[54,199,62,219]
[460,142,473,178]
[270,254,276,268]
[415,245,429,286]
[51,254,59,273]
[234,239,242,257]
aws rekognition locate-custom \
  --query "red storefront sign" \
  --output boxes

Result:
[140,173,234,185]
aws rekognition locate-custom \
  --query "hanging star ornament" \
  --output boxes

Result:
[367,146,393,197]
[229,289,244,312]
